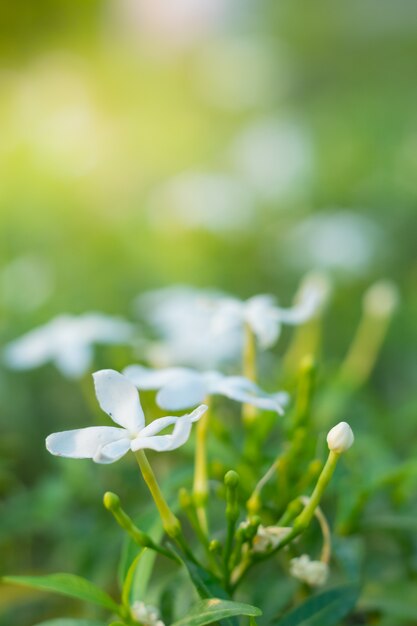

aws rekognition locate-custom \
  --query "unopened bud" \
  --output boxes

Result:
[363,280,399,318]
[327,421,354,453]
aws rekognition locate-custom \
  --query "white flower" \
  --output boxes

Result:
[4,313,134,379]
[135,286,241,368]
[46,369,207,464]
[123,365,289,414]
[289,554,329,587]
[326,421,354,454]
[252,525,292,553]
[131,601,165,626]
[286,210,382,275]
[211,283,326,349]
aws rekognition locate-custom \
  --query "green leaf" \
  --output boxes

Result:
[33,621,108,626]
[360,582,417,620]
[122,549,145,607]
[274,584,360,626]
[171,599,262,626]
[2,574,120,614]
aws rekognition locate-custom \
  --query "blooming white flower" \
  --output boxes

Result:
[123,365,288,414]
[131,601,165,626]
[135,286,241,368]
[252,525,292,553]
[4,313,134,379]
[289,554,329,587]
[211,278,328,350]
[327,421,354,454]
[46,370,207,464]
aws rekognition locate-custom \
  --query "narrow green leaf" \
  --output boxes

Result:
[274,584,360,626]
[2,574,120,613]
[171,599,262,626]
[122,549,145,607]
[33,621,107,626]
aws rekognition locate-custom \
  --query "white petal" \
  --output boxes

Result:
[211,298,244,336]
[131,405,207,453]
[3,322,57,370]
[245,295,281,348]
[156,372,206,410]
[93,370,145,432]
[78,313,134,343]
[54,343,93,378]
[213,375,286,414]
[46,426,128,461]
[123,364,192,390]
[139,404,208,438]
[94,438,132,464]
[131,415,193,453]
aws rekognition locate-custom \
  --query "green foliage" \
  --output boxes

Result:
[170,599,262,626]
[273,585,360,626]
[2,574,120,614]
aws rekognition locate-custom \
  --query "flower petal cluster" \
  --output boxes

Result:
[4,313,134,378]
[211,274,330,349]
[131,601,165,626]
[123,365,288,414]
[289,554,329,586]
[135,286,240,368]
[46,370,207,464]
[252,525,292,553]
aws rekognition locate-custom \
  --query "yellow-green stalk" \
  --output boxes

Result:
[193,397,211,535]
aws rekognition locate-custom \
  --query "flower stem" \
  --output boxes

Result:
[135,450,181,539]
[193,397,211,535]
[242,323,257,425]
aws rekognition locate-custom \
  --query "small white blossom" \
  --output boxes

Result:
[252,525,292,553]
[327,421,354,454]
[135,286,240,368]
[211,281,326,350]
[131,601,165,626]
[46,370,207,464]
[289,554,329,587]
[123,365,288,414]
[4,313,134,379]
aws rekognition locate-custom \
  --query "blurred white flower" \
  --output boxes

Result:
[123,365,288,414]
[46,369,207,464]
[148,172,255,233]
[230,120,313,200]
[135,286,241,368]
[211,280,327,349]
[4,313,134,379]
[252,525,292,553]
[286,210,382,275]
[289,554,329,587]
[131,601,165,626]
[327,422,354,454]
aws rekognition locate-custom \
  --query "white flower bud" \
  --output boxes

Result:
[290,554,329,586]
[363,280,399,318]
[327,421,354,453]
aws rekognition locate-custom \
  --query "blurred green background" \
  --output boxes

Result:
[1,0,417,624]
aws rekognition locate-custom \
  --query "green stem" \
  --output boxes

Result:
[103,492,179,563]
[135,450,181,539]
[242,323,258,426]
[193,398,211,535]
